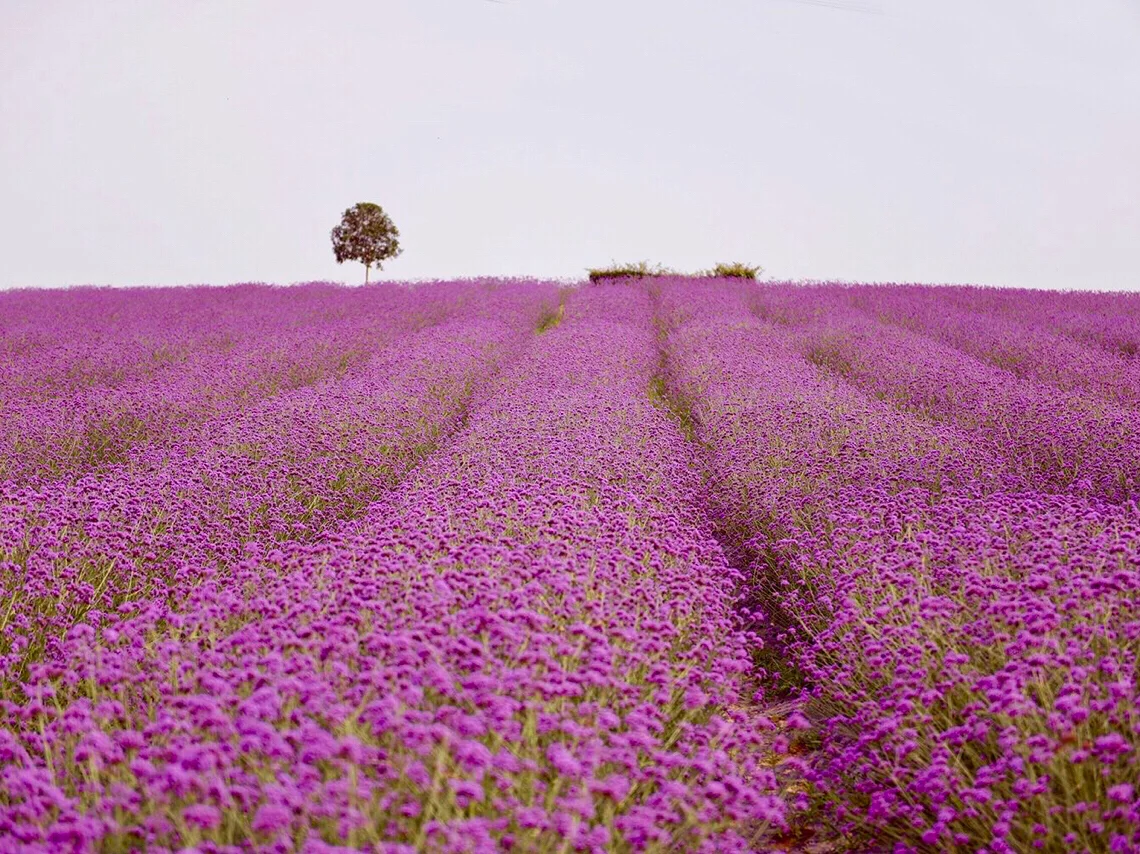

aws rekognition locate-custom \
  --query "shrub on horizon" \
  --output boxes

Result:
[588,261,764,282]
[701,261,763,280]
[586,260,678,282]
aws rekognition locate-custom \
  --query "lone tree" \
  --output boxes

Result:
[330,202,402,283]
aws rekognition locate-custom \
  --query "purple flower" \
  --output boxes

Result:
[1108,784,1134,803]
[183,803,221,830]
[252,803,293,835]
[546,744,582,777]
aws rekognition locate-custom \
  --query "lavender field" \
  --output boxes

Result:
[0,278,1137,854]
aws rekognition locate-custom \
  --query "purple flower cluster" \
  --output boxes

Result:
[1,283,786,851]
[752,285,1140,502]
[0,281,513,482]
[870,283,1140,363]
[2,275,1137,852]
[657,277,1140,853]
[846,285,1140,409]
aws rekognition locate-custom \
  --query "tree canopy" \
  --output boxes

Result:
[330,202,402,283]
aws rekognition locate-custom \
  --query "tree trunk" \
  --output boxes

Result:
[365,263,370,284]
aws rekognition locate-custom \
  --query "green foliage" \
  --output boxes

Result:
[330,202,402,283]
[587,261,764,283]
[586,260,677,283]
[701,262,763,280]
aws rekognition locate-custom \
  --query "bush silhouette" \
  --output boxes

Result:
[702,262,763,280]
[587,261,678,283]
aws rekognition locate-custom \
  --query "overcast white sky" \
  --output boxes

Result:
[1,0,1138,290]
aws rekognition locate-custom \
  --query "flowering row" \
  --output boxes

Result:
[0,283,438,401]
[0,304,547,705]
[656,278,1140,853]
[745,283,1140,502]
[0,280,544,484]
[1,285,786,852]
[3,276,1137,852]
[845,285,1140,409]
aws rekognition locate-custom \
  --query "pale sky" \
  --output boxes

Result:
[1,0,1138,291]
